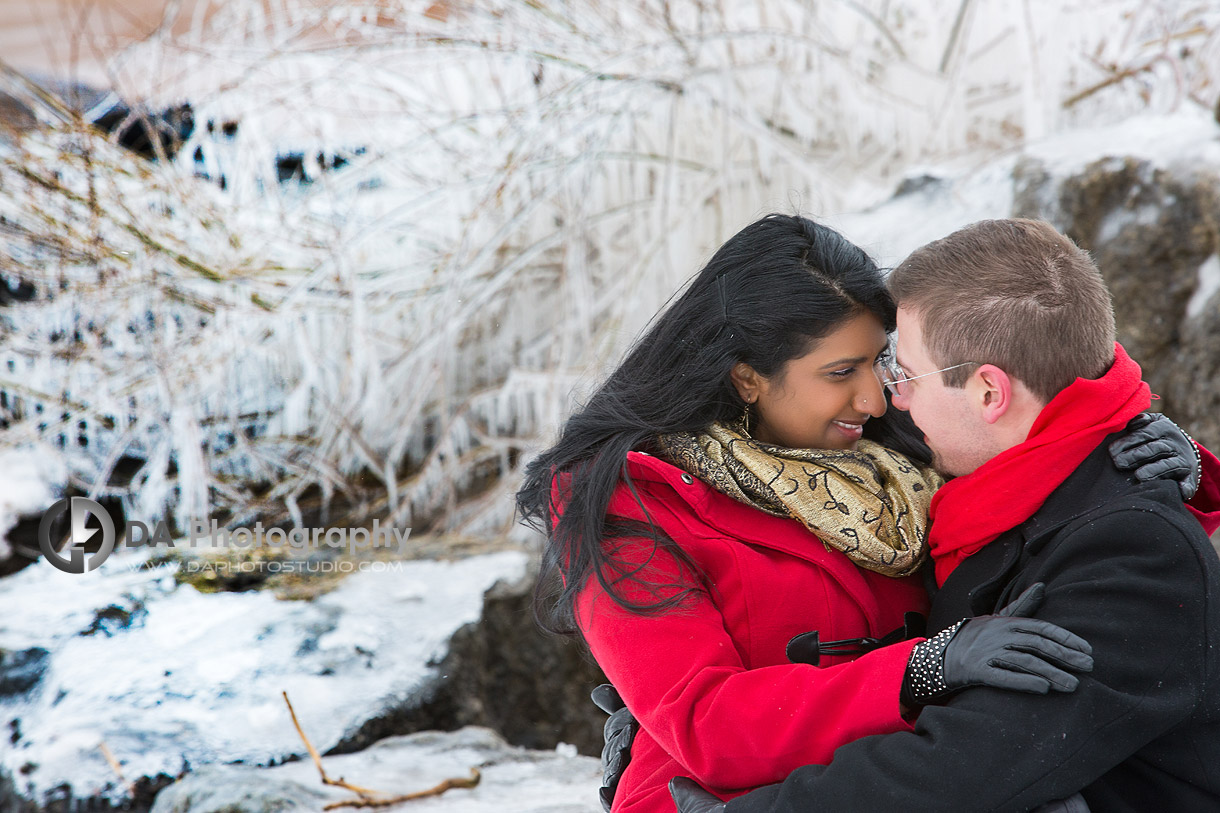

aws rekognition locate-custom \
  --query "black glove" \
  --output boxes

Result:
[669,777,726,813]
[1109,412,1201,500]
[592,683,638,812]
[902,583,1093,707]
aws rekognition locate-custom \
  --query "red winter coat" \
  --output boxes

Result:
[573,451,929,813]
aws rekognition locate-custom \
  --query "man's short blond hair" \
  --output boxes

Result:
[888,219,1116,403]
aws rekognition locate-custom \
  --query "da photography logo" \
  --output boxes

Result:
[36,500,411,575]
[38,497,117,574]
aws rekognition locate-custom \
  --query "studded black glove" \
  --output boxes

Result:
[1109,412,1201,500]
[902,583,1094,707]
[591,683,638,812]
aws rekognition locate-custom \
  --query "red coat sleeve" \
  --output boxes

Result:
[575,534,917,793]
[1187,441,1220,537]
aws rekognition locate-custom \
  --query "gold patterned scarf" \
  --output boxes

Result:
[655,423,944,577]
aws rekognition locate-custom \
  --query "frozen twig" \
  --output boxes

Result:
[1062,58,1161,108]
[940,0,974,74]
[282,691,481,809]
[282,691,385,798]
[321,769,481,811]
[98,741,137,797]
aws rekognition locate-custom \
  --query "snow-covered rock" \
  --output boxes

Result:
[833,108,1220,456]
[150,726,601,813]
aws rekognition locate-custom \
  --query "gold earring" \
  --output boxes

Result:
[742,400,753,435]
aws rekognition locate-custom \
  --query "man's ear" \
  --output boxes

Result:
[730,362,763,403]
[972,364,1014,425]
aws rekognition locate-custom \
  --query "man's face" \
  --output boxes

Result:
[891,307,994,477]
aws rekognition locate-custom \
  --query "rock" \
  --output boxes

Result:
[0,648,48,698]
[332,569,607,757]
[149,766,328,813]
[1167,290,1220,462]
[0,449,67,578]
[0,770,30,813]
[1008,112,1220,453]
[1013,152,1220,428]
[893,173,948,197]
[447,573,607,753]
[78,595,149,637]
[151,727,601,813]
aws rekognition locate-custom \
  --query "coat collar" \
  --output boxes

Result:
[931,434,1152,627]
[1017,433,1142,555]
[624,451,889,621]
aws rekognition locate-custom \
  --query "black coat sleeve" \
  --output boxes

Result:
[724,502,1215,813]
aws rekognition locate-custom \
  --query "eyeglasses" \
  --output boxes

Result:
[875,357,979,398]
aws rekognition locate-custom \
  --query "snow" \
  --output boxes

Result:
[0,548,528,803]
[828,156,1018,269]
[1189,254,1220,320]
[1019,109,1220,179]
[828,110,1220,270]
[0,448,64,561]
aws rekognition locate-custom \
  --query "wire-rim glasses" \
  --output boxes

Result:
[875,357,979,398]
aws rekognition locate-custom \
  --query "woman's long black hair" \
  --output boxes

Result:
[516,214,931,635]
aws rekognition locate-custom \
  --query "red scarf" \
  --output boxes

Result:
[928,343,1150,586]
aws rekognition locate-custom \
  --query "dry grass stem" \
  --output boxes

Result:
[321,770,482,810]
[283,691,482,809]
[98,741,137,797]
[283,691,386,798]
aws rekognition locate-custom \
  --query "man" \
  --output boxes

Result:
[662,218,1220,811]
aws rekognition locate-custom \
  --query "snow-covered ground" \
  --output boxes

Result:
[0,547,529,805]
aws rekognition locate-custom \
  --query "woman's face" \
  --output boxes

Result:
[733,311,889,451]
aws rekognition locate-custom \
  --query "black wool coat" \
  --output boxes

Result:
[724,438,1220,813]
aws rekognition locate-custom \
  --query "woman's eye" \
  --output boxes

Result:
[828,367,855,379]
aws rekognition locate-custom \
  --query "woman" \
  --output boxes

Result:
[516,214,1209,812]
